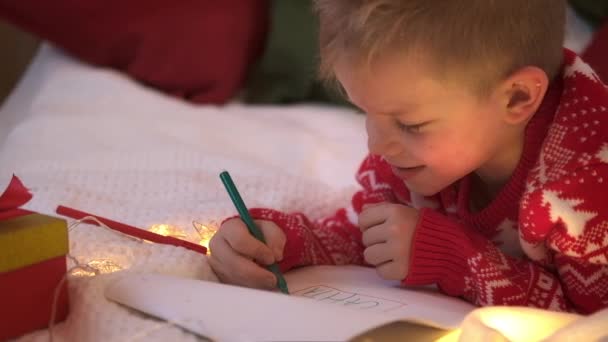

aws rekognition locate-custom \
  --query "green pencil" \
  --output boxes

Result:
[219,171,289,294]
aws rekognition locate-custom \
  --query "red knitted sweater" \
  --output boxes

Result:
[249,50,608,314]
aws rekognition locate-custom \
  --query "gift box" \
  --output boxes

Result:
[0,176,69,341]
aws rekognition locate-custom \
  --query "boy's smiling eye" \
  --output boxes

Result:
[395,119,427,133]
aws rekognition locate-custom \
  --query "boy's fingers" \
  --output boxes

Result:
[257,220,286,261]
[208,234,237,268]
[361,224,388,247]
[222,220,275,265]
[375,261,406,281]
[363,243,391,266]
[358,203,390,231]
[361,202,383,211]
[209,237,277,289]
[232,257,277,289]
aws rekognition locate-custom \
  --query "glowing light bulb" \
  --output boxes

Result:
[454,306,581,342]
[88,259,123,273]
[193,221,218,252]
[71,259,123,277]
[148,223,187,239]
[147,221,218,253]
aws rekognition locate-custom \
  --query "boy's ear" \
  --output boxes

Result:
[497,66,549,125]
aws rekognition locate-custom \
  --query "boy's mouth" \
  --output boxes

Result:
[390,165,425,180]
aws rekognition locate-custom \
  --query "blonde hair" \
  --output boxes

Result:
[315,0,566,96]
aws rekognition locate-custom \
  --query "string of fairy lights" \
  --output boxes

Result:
[68,218,218,277]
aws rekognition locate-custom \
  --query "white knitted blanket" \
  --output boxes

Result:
[0,46,367,341]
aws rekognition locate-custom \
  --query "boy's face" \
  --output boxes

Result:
[335,55,513,196]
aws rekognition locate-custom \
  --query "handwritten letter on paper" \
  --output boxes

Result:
[293,285,407,313]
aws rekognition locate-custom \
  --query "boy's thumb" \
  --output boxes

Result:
[258,221,286,261]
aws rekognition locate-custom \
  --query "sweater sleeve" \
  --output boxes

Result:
[404,209,574,312]
[523,163,608,314]
[248,155,425,272]
[405,164,608,314]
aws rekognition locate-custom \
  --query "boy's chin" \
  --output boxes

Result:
[403,180,444,197]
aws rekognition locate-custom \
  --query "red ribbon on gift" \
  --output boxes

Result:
[0,175,33,221]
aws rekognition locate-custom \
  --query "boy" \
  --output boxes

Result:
[209,0,608,314]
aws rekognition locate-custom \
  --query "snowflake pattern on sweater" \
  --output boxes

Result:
[248,50,608,314]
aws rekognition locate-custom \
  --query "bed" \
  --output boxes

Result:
[0,6,599,340]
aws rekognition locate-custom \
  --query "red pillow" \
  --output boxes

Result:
[583,21,608,83]
[0,0,269,104]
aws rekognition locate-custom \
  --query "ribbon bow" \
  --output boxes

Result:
[0,175,33,221]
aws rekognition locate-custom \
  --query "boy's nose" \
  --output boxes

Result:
[366,120,400,157]
[367,135,401,157]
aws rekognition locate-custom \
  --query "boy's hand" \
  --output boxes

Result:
[358,203,419,280]
[208,218,286,290]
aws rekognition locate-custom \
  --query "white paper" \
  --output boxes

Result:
[286,265,476,329]
[105,266,475,341]
[106,273,398,341]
